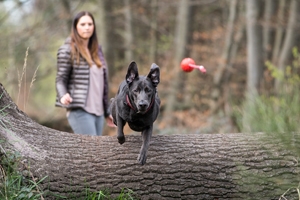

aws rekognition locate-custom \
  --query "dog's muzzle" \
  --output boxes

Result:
[126,95,155,114]
[137,100,149,112]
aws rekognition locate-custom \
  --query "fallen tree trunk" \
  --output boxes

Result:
[0,82,299,200]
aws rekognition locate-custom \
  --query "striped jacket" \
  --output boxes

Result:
[55,38,110,117]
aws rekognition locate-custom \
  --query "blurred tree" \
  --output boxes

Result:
[211,0,238,114]
[275,0,299,90]
[98,0,117,78]
[272,0,286,66]
[263,0,275,61]
[124,0,133,63]
[97,0,107,53]
[246,0,263,94]
[149,0,158,63]
[163,0,191,126]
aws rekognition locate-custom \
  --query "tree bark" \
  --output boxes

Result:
[271,0,286,65]
[97,0,108,55]
[263,0,275,61]
[163,0,191,125]
[149,0,158,63]
[124,0,134,63]
[246,0,264,94]
[210,0,238,114]
[0,82,300,200]
[275,0,299,90]
[213,0,237,87]
[101,1,117,78]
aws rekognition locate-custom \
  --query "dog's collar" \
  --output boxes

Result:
[126,95,155,113]
[126,95,136,111]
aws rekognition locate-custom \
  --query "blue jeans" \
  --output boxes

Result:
[67,108,104,136]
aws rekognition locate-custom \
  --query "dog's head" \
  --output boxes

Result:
[126,61,160,114]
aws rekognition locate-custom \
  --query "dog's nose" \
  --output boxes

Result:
[138,102,148,110]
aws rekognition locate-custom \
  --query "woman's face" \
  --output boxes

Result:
[76,15,94,40]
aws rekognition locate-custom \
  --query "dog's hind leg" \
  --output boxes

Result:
[138,125,153,165]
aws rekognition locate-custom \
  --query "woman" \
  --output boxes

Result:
[55,11,115,136]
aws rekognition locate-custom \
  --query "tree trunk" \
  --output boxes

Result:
[102,1,117,78]
[124,0,133,63]
[275,0,299,90]
[0,82,300,200]
[219,4,245,121]
[271,0,286,65]
[97,0,108,55]
[210,0,238,114]
[213,0,237,87]
[263,0,275,61]
[163,0,190,126]
[149,0,158,63]
[246,0,264,94]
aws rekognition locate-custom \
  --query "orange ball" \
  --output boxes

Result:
[181,58,195,72]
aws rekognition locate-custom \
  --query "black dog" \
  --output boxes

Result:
[110,61,160,165]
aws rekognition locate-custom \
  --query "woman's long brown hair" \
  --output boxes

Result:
[70,11,102,68]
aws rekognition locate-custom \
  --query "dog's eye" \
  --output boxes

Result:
[133,89,139,93]
[145,87,151,93]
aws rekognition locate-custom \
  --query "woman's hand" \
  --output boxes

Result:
[106,115,116,128]
[60,93,73,105]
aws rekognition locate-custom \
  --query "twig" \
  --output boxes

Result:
[26,65,39,107]
[17,47,29,110]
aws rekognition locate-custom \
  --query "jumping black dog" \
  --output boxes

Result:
[110,61,160,165]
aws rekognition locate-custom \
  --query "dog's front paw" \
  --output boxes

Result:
[137,152,147,165]
[117,136,125,144]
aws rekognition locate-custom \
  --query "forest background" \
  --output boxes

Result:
[0,0,299,136]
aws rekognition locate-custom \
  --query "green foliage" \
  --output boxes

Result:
[47,187,136,200]
[84,188,136,200]
[114,188,135,200]
[235,47,300,134]
[235,92,300,134]
[266,47,300,85]
[0,148,47,200]
[85,189,108,200]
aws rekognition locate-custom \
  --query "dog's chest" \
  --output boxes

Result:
[126,113,152,131]
[127,120,149,132]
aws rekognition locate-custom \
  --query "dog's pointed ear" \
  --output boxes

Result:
[147,63,160,87]
[126,61,139,85]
